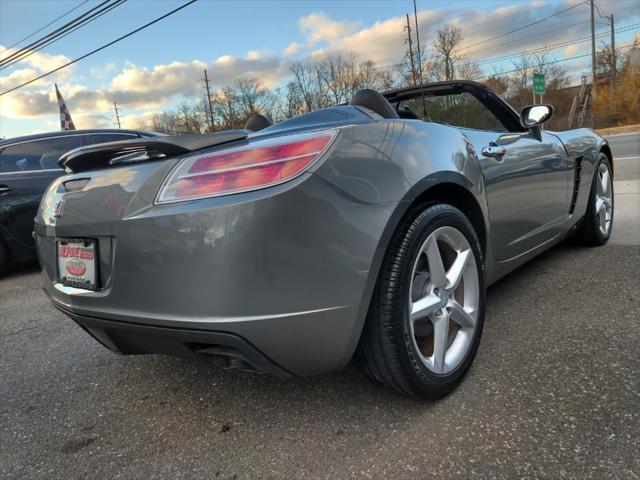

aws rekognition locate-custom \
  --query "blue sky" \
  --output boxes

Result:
[1,0,639,138]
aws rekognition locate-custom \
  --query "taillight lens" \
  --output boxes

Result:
[156,130,338,203]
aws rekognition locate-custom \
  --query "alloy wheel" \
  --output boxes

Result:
[408,226,479,375]
[595,162,613,236]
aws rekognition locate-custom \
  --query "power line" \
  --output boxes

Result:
[461,23,639,69]
[285,0,591,70]
[369,20,638,75]
[457,1,589,54]
[0,0,127,70]
[2,0,90,51]
[0,0,117,66]
[475,41,636,80]
[0,0,199,97]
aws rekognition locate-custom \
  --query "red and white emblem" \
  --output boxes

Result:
[65,259,86,276]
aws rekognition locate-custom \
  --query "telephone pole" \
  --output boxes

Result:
[413,0,423,85]
[202,69,215,131]
[589,0,597,100]
[113,101,121,129]
[405,14,417,86]
[610,14,616,87]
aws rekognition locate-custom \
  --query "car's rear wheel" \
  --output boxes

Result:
[358,203,486,399]
[576,153,614,245]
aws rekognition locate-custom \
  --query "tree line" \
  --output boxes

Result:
[137,24,639,134]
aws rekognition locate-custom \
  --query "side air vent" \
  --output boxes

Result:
[569,156,583,214]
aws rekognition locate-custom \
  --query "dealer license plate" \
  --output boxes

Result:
[57,239,98,290]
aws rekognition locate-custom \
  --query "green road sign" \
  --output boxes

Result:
[533,73,545,94]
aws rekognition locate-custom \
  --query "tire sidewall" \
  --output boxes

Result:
[397,204,486,396]
[588,154,614,244]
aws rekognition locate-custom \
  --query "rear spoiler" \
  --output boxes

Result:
[59,130,248,173]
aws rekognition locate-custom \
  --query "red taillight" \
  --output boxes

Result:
[156,130,338,203]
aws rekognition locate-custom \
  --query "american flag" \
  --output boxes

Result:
[55,83,76,131]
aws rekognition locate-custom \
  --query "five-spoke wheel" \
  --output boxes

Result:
[358,203,486,399]
[594,162,613,237]
[409,226,479,375]
[577,153,614,245]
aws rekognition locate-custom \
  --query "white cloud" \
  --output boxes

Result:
[299,13,358,44]
[1,54,291,120]
[89,62,116,79]
[283,41,303,57]
[0,44,70,73]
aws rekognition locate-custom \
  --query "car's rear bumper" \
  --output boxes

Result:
[48,289,361,376]
[55,304,294,378]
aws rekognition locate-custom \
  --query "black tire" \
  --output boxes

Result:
[0,239,9,278]
[576,153,614,246]
[357,203,486,399]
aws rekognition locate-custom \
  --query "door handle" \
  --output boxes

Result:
[0,185,12,195]
[481,145,506,158]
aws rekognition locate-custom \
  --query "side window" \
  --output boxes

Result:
[398,91,507,132]
[38,136,90,170]
[0,136,90,173]
[87,133,138,145]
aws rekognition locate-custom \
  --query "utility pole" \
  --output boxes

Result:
[405,14,417,86]
[589,0,597,99]
[610,14,616,87]
[413,0,423,85]
[202,69,215,131]
[589,0,597,127]
[113,101,121,129]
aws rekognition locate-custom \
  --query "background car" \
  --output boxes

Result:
[35,82,612,399]
[0,129,156,275]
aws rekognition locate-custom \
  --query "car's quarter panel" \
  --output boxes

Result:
[314,121,485,204]
[312,120,491,343]
[462,129,572,260]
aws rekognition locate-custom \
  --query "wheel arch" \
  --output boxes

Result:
[404,182,487,256]
[347,173,489,363]
[600,143,613,174]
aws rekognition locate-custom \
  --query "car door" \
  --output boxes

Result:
[397,85,571,260]
[465,127,572,259]
[0,135,89,251]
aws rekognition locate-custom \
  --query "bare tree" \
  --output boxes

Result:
[290,60,324,112]
[456,62,481,80]
[433,24,463,80]
[508,54,534,109]
[236,78,273,116]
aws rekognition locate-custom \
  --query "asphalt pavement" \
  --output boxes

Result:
[1,134,638,480]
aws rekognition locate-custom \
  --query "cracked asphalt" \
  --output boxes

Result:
[1,135,638,479]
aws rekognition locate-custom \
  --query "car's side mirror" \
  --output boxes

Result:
[520,104,554,128]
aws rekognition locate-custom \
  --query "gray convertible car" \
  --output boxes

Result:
[36,80,613,398]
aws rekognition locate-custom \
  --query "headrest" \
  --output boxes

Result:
[244,113,273,132]
[349,89,399,119]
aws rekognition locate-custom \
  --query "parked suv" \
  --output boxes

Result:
[0,129,155,275]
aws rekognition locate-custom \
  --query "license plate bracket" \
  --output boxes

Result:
[56,238,99,291]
